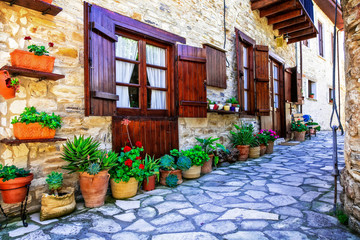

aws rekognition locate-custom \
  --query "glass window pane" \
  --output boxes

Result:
[146,45,166,67]
[116,36,138,60]
[116,86,139,108]
[116,61,138,84]
[274,80,279,94]
[244,91,248,111]
[146,67,166,88]
[274,95,279,108]
[243,47,248,68]
[147,89,166,109]
[273,66,278,79]
[243,69,248,89]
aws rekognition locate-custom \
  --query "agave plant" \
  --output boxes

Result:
[160,155,176,171]
[87,163,101,175]
[46,171,63,196]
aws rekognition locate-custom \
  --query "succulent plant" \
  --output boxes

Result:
[176,156,191,171]
[46,171,63,196]
[87,163,100,175]
[166,174,178,188]
[160,154,176,171]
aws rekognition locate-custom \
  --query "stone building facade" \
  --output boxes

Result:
[340,0,360,233]
[300,2,346,130]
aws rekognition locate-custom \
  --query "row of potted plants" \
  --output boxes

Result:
[208,97,240,112]
[291,120,321,141]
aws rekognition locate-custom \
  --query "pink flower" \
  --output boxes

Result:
[121,118,131,126]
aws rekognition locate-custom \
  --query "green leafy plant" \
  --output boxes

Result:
[207,98,216,104]
[170,149,180,158]
[291,121,308,132]
[306,121,321,131]
[87,163,101,175]
[46,171,63,196]
[250,136,260,147]
[256,132,269,146]
[0,164,30,182]
[11,107,62,130]
[195,137,229,155]
[181,145,209,166]
[165,174,178,188]
[226,97,239,104]
[5,78,20,93]
[260,129,279,142]
[228,123,254,146]
[160,154,177,171]
[140,154,160,182]
[176,156,192,171]
[109,143,144,183]
[24,36,54,56]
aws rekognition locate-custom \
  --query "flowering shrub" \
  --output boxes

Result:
[256,132,268,146]
[24,36,54,56]
[109,142,144,183]
[6,78,20,93]
[260,129,279,142]
[291,121,308,132]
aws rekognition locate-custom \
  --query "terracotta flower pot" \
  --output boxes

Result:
[13,122,56,140]
[182,165,201,179]
[236,145,250,161]
[0,173,33,204]
[159,169,183,186]
[260,144,267,156]
[249,146,260,159]
[79,170,109,208]
[111,177,138,199]
[0,70,15,100]
[10,50,55,73]
[201,154,213,174]
[41,0,53,3]
[142,175,156,192]
[309,95,314,99]
[294,131,306,142]
[266,141,274,154]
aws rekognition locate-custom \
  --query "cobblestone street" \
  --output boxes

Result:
[1,131,359,240]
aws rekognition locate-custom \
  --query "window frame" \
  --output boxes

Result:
[318,21,324,57]
[303,39,309,47]
[115,30,174,117]
[308,80,317,99]
[329,88,334,103]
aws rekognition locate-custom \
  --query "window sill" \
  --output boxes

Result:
[318,55,326,61]
[307,98,317,101]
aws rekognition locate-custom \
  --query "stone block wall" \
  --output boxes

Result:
[339,0,360,233]
[0,0,296,212]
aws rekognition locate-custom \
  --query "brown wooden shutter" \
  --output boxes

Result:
[254,45,270,116]
[284,67,295,102]
[291,68,303,104]
[84,3,118,116]
[203,44,227,89]
[177,44,207,118]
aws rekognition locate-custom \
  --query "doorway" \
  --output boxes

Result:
[270,59,285,137]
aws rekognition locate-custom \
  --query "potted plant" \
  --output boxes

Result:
[256,131,268,156]
[228,123,254,161]
[0,70,20,100]
[249,135,260,159]
[261,129,279,153]
[10,36,55,73]
[40,172,76,221]
[0,164,33,204]
[330,98,333,103]
[159,154,183,186]
[11,107,62,140]
[227,97,239,111]
[224,103,230,111]
[109,141,144,199]
[235,104,240,112]
[208,99,215,110]
[181,146,209,178]
[309,93,315,99]
[61,136,118,208]
[195,137,228,173]
[141,155,160,192]
[217,101,224,110]
[291,121,307,142]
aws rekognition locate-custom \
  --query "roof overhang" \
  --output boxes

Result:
[312,0,344,30]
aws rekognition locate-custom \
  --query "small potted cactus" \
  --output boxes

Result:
[40,172,76,221]
[159,154,183,186]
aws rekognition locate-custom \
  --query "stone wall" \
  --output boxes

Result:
[0,0,296,212]
[339,0,360,233]
[300,2,346,130]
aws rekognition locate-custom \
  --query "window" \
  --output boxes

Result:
[303,39,309,47]
[329,88,334,103]
[318,21,324,57]
[308,80,317,99]
[273,64,280,109]
[331,33,334,62]
[115,32,172,116]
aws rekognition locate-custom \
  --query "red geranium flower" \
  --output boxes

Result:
[135,141,142,148]
[125,159,133,167]
[48,42,54,47]
[24,36,31,40]
[123,146,132,153]
[136,156,141,160]
[139,164,144,170]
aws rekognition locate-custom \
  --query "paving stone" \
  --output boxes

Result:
[299,191,322,202]
[240,221,269,230]
[201,220,237,234]
[219,208,279,220]
[90,218,121,233]
[177,186,204,195]
[155,201,192,214]
[223,203,274,210]
[206,191,224,200]
[274,207,303,218]
[8,224,40,237]
[265,195,297,206]
[95,204,122,215]
[224,231,269,240]
[142,196,164,206]
[30,213,58,225]
[199,203,227,212]
[187,194,213,205]
[267,184,304,197]
[156,220,195,233]
[115,200,140,210]
[114,212,136,222]
[264,230,309,240]
[245,190,268,199]
[151,212,185,225]
[125,219,155,232]
[50,224,83,235]
[138,206,157,218]
[251,180,267,186]
[15,230,50,240]
[311,201,333,213]
[193,213,219,226]
[111,232,148,240]
[178,208,200,215]
[272,217,303,229]
[144,189,172,195]
[305,211,338,228]
[165,193,187,201]
[81,233,106,240]
[152,232,217,240]
[200,186,240,192]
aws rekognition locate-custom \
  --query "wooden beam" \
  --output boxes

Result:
[287,32,317,44]
[288,27,315,38]
[273,15,307,30]
[259,0,297,18]
[279,22,311,35]
[268,9,302,25]
[251,0,282,10]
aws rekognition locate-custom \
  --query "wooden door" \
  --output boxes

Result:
[270,61,285,137]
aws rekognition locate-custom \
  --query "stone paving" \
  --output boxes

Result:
[1,131,359,240]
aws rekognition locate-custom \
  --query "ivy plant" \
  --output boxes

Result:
[11,107,62,130]
[0,164,30,182]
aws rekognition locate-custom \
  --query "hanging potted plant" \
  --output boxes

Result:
[261,129,279,154]
[291,121,307,142]
[11,107,62,140]
[141,155,160,192]
[309,93,315,99]
[228,123,253,161]
[249,135,260,159]
[181,146,208,179]
[61,136,118,208]
[10,36,55,73]
[0,164,33,204]
[40,172,76,221]
[195,137,228,174]
[109,142,144,199]
[256,131,268,156]
[0,70,20,100]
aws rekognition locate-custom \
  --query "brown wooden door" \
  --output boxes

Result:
[270,61,285,137]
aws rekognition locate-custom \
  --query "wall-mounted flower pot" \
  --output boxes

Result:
[230,106,235,111]
[79,170,109,208]
[111,177,138,199]
[224,105,230,111]
[0,70,15,99]
[309,95,314,99]
[183,165,201,179]
[13,122,56,140]
[0,173,33,204]
[236,145,249,161]
[260,144,267,156]
[142,175,156,191]
[41,0,53,3]
[159,169,183,186]
[10,50,55,73]
[201,154,213,174]
[249,146,260,158]
[235,107,240,112]
[265,141,274,154]
[40,187,76,221]
[294,131,306,142]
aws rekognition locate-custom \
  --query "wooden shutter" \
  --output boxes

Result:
[177,45,207,118]
[204,44,227,89]
[254,45,270,116]
[84,3,119,116]
[284,67,295,102]
[291,70,303,104]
